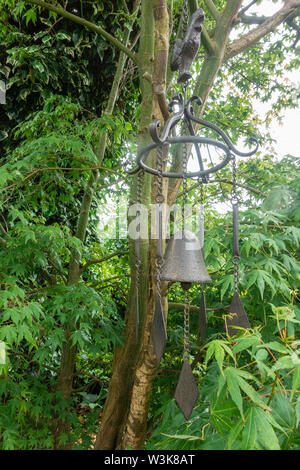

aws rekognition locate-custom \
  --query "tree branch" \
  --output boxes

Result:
[89,275,130,288]
[239,14,268,25]
[201,25,216,54]
[225,0,300,60]
[205,0,221,22]
[168,302,229,313]
[213,178,266,198]
[81,251,129,271]
[238,0,259,17]
[177,176,266,198]
[286,12,300,50]
[25,0,137,63]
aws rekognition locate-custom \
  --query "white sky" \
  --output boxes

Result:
[237,0,300,159]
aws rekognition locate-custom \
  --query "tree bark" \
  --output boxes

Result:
[94,0,155,450]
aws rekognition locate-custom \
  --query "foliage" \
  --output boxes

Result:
[0,0,299,451]
[146,155,300,450]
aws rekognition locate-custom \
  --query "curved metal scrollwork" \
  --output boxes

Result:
[125,90,259,178]
[186,96,259,158]
[149,93,184,144]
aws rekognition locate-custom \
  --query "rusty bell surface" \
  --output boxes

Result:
[160,229,211,286]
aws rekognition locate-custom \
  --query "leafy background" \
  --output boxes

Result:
[0,0,299,450]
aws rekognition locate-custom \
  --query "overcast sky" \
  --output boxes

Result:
[240,0,300,159]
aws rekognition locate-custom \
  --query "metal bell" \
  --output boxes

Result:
[161,230,211,285]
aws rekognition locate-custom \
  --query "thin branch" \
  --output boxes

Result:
[239,14,268,25]
[168,302,229,314]
[177,177,265,198]
[238,0,259,17]
[25,0,137,63]
[201,25,216,54]
[2,165,123,192]
[225,0,300,60]
[286,13,300,51]
[121,0,130,15]
[47,256,67,281]
[0,223,7,237]
[89,274,130,288]
[213,177,266,198]
[205,0,221,22]
[72,379,100,393]
[81,251,129,272]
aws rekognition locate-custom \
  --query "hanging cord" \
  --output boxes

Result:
[135,170,144,339]
[183,289,190,360]
[231,155,241,294]
[155,146,165,300]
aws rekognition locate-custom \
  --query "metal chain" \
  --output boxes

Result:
[135,170,143,338]
[198,178,204,247]
[183,289,190,359]
[231,155,240,294]
[135,170,143,271]
[198,178,205,297]
[233,258,240,294]
[155,146,165,299]
[182,122,188,231]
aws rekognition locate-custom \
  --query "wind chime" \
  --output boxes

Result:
[126,3,258,420]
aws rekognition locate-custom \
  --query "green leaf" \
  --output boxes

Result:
[295,395,300,427]
[228,367,263,407]
[271,355,294,373]
[24,9,37,25]
[253,408,280,450]
[242,407,257,450]
[225,368,243,418]
[56,32,71,41]
[258,341,289,354]
[232,336,261,354]
[228,417,244,450]
[291,364,300,400]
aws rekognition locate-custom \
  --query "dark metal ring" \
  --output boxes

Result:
[126,136,232,178]
[155,195,165,204]
[155,257,165,268]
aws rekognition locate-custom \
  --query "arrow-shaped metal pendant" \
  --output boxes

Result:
[151,296,167,364]
[174,359,199,420]
[225,292,251,337]
[198,288,207,343]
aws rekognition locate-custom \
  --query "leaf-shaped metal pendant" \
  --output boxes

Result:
[151,296,167,364]
[198,289,207,343]
[174,359,199,420]
[225,292,251,337]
